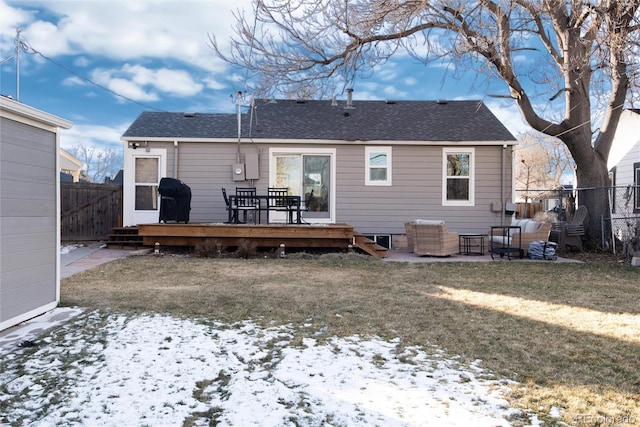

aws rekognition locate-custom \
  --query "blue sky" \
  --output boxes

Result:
[1,0,530,161]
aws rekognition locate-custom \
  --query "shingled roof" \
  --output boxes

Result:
[122,99,516,142]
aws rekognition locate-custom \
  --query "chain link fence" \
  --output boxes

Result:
[516,186,640,257]
[606,185,640,257]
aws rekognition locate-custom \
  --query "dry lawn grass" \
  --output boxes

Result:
[61,253,640,426]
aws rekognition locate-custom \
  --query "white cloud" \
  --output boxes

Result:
[484,99,532,137]
[73,56,90,67]
[3,0,250,73]
[202,76,227,91]
[81,64,203,102]
[348,82,381,100]
[0,0,32,40]
[149,68,204,96]
[20,19,70,55]
[109,77,160,102]
[382,85,407,98]
[60,122,127,151]
[374,62,400,82]
[62,76,86,87]
[404,76,418,86]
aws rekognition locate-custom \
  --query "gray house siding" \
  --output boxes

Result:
[1,99,71,332]
[149,140,512,235]
[1,117,58,326]
[333,144,510,235]
[176,142,247,223]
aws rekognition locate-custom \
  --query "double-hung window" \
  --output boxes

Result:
[442,147,475,206]
[365,147,392,186]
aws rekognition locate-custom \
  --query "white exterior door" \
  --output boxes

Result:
[123,148,167,226]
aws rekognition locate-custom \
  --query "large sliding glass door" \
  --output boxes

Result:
[271,148,335,223]
[303,155,331,219]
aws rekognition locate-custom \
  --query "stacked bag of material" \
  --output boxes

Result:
[528,240,557,260]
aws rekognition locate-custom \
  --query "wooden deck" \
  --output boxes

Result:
[138,223,354,251]
[131,223,387,257]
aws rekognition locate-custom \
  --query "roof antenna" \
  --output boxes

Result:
[248,95,256,138]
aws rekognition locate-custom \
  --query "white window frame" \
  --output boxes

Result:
[269,147,336,224]
[123,148,167,226]
[365,146,392,186]
[442,147,475,206]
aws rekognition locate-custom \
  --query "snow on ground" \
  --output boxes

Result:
[60,243,81,255]
[0,311,532,426]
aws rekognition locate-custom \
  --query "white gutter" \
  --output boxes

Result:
[120,136,518,147]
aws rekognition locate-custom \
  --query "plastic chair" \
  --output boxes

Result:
[549,205,588,253]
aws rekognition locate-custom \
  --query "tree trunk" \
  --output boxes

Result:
[574,156,610,246]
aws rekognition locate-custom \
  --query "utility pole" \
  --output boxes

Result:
[0,29,27,100]
[15,29,21,101]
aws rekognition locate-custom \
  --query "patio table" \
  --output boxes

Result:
[228,194,302,224]
[458,233,485,255]
[490,225,522,260]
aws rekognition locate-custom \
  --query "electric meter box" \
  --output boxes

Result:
[245,152,260,180]
[232,163,245,181]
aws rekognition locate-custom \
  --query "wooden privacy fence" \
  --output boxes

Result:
[61,182,122,241]
[516,202,544,219]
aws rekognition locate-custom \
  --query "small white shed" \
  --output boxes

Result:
[0,96,72,331]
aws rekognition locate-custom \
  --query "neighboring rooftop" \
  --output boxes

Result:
[122,99,516,142]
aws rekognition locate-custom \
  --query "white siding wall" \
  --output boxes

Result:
[609,110,640,218]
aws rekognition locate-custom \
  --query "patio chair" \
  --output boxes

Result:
[549,205,588,254]
[404,222,415,252]
[409,220,459,257]
[235,187,260,224]
[268,187,293,223]
[222,187,239,224]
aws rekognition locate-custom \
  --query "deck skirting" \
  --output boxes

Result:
[137,223,355,250]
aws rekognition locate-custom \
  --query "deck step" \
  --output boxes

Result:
[106,226,147,249]
[353,234,388,258]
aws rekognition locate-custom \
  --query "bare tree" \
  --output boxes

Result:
[211,0,640,241]
[69,144,121,183]
[515,131,574,217]
[516,146,552,207]
[515,131,574,193]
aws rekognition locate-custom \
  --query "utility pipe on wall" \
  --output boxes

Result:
[173,141,179,177]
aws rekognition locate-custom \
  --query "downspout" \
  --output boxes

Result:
[501,144,506,226]
[236,90,242,163]
[174,141,179,177]
[55,127,61,300]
